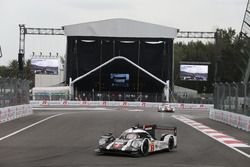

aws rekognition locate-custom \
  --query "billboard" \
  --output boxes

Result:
[180,64,208,81]
[31,58,59,75]
[110,73,130,87]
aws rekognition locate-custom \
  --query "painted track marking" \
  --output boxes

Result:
[173,115,250,158]
[33,107,111,111]
[0,113,64,141]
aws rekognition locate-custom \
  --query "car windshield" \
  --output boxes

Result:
[120,133,138,140]
[120,132,151,140]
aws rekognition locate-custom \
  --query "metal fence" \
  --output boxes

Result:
[74,90,213,104]
[75,91,164,102]
[214,82,250,116]
[173,93,213,104]
[0,78,30,107]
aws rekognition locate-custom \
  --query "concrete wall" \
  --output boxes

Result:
[30,100,213,111]
[210,109,250,132]
[0,104,33,123]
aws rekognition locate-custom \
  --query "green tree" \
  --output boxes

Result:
[174,40,215,93]
[8,60,19,78]
[0,65,9,77]
[24,59,35,87]
[0,59,34,87]
[215,28,244,82]
[173,28,246,92]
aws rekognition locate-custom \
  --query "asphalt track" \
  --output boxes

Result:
[0,107,249,167]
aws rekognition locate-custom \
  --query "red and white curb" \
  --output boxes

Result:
[172,115,250,158]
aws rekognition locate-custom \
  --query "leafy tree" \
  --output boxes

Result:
[24,59,35,87]
[0,65,9,78]
[174,28,247,92]
[0,59,34,87]
[8,60,19,78]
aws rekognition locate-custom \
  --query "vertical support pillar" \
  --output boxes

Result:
[242,82,247,113]
[113,40,116,57]
[221,83,225,110]
[166,39,174,101]
[233,82,239,113]
[164,80,170,102]
[18,24,25,78]
[69,77,74,100]
[137,40,141,93]
[0,45,2,58]
[99,40,103,91]
[74,39,79,77]
[226,82,232,111]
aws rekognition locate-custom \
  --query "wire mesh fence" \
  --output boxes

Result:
[73,90,213,104]
[214,82,250,116]
[75,91,164,102]
[0,78,30,107]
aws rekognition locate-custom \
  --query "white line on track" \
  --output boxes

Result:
[33,107,111,111]
[0,113,65,142]
[173,115,250,159]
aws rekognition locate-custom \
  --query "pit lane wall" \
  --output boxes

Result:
[0,104,33,123]
[30,100,213,111]
[209,109,250,132]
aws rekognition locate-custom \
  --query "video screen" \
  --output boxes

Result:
[31,58,59,75]
[110,73,129,87]
[180,64,208,81]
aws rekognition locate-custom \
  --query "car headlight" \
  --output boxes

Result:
[99,138,107,145]
[131,140,141,148]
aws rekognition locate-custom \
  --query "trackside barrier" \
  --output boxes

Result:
[0,104,33,124]
[210,109,250,132]
[30,100,213,111]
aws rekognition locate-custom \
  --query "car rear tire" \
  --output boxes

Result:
[167,136,174,151]
[141,139,149,156]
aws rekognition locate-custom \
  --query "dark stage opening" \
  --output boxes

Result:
[66,37,174,95]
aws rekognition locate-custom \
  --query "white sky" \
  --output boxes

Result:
[0,0,248,66]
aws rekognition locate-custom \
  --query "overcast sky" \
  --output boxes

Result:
[0,0,248,66]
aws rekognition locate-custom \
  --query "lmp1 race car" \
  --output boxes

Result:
[95,124,177,157]
[158,103,175,112]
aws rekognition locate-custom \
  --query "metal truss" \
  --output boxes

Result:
[25,27,64,35]
[177,31,216,39]
[241,0,250,83]
[0,45,2,58]
[17,24,216,78]
[18,24,64,77]
[241,0,250,38]
[18,24,64,54]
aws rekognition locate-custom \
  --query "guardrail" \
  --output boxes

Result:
[210,108,250,132]
[30,100,213,111]
[0,104,33,123]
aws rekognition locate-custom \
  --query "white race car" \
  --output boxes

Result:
[95,124,177,157]
[158,103,175,112]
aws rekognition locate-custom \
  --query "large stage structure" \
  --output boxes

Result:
[18,19,217,101]
[63,19,178,96]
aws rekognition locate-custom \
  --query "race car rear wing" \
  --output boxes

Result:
[137,124,177,138]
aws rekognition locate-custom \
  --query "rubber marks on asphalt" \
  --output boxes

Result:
[172,115,250,148]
